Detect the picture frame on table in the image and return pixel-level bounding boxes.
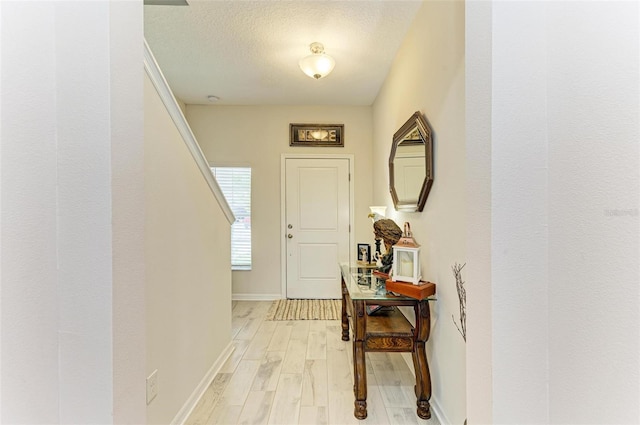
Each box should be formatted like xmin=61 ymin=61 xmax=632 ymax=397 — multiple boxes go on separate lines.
xmin=357 ymin=243 xmax=371 ymax=264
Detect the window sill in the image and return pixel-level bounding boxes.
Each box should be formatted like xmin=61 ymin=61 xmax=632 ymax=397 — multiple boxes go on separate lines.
xmin=232 ymin=266 xmax=252 ymax=271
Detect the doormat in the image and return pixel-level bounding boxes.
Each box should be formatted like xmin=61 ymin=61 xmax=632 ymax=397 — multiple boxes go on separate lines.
xmin=265 ymin=299 xmax=341 ymax=321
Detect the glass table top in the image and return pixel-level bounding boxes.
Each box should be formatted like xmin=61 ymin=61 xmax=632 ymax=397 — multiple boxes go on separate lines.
xmin=339 ymin=263 xmax=436 ymax=302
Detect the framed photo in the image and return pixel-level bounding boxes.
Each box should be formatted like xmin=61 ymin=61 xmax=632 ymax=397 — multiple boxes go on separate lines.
xmin=357 ymin=243 xmax=371 ymax=264
xmin=290 ymin=123 xmax=344 ymax=147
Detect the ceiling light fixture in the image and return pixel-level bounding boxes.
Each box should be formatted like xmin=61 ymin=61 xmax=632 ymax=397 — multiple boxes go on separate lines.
xmin=299 ymin=42 xmax=335 ymax=80
xmin=207 ymin=95 xmax=220 ymax=103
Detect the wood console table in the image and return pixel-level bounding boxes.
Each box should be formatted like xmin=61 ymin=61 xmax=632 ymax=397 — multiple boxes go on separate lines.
xmin=339 ymin=263 xmax=436 ymax=420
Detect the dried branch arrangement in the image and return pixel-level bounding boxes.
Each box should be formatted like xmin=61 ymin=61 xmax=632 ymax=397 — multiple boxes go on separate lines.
xmin=451 ymin=262 xmax=466 ymax=342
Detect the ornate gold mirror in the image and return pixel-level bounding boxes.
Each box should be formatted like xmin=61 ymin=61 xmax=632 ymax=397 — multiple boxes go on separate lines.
xmin=389 ymin=111 xmax=433 ymax=212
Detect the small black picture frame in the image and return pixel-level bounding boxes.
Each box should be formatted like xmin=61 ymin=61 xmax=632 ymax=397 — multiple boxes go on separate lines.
xmin=357 ymin=243 xmax=371 ymax=264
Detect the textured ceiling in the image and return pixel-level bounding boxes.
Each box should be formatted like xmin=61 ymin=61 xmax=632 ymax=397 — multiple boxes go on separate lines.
xmin=144 ymin=0 xmax=422 ymax=106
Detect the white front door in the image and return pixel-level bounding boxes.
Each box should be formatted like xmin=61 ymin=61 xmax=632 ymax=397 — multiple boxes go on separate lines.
xmin=284 ymin=157 xmax=350 ymax=299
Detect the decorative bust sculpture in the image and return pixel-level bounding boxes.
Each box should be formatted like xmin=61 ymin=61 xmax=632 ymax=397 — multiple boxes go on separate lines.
xmin=372 ymin=218 xmax=402 ymax=274
xmin=373 ymin=218 xmax=403 ymax=253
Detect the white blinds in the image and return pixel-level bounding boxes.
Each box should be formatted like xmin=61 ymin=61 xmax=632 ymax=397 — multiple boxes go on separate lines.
xmin=211 ymin=167 xmax=252 ymax=269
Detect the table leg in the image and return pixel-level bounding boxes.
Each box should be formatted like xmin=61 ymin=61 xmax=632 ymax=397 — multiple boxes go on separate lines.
xmin=353 ymin=300 xmax=367 ymax=419
xmin=413 ymin=300 xmax=432 ymax=420
xmin=341 ymin=279 xmax=350 ymax=341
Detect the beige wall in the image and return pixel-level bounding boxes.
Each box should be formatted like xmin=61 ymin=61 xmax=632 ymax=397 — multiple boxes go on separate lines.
xmin=372 ymin=1 xmax=466 ymax=424
xmin=145 ymin=74 xmax=232 ymax=424
xmin=186 ymin=105 xmax=373 ymax=298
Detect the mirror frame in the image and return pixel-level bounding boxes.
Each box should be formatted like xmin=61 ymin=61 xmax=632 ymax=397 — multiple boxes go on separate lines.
xmin=388 ymin=111 xmax=434 ymax=212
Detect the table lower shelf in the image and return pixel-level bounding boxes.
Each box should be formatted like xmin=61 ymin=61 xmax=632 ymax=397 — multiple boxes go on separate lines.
xmin=364 ymin=307 xmax=414 ymax=351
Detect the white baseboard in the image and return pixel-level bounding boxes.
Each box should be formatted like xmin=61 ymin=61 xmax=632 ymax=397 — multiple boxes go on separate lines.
xmin=400 ymin=353 xmax=451 ymax=425
xmin=170 ymin=342 xmax=235 ymax=425
xmin=430 ymin=398 xmax=453 ymax=425
xmin=232 ymin=293 xmax=282 ymax=301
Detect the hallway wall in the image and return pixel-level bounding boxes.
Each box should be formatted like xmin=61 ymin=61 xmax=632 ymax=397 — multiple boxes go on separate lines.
xmin=145 ymin=74 xmax=233 ymax=424
xmin=371 ymin=1 xmax=466 ymax=424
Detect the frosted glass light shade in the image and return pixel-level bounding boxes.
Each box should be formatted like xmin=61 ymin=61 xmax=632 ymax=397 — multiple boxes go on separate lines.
xmin=299 ymin=42 xmax=335 ymax=80
xmin=368 ymin=206 xmax=387 ymax=217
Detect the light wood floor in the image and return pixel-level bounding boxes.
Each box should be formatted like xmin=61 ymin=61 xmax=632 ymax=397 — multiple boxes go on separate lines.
xmin=185 ymin=301 xmax=441 ymax=425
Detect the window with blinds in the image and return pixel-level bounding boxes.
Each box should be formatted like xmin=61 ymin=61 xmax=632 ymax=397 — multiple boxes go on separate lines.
xmin=211 ymin=167 xmax=252 ymax=270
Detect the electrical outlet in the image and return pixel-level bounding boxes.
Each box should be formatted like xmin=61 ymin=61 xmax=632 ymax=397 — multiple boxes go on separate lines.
xmin=146 ymin=369 xmax=159 ymax=405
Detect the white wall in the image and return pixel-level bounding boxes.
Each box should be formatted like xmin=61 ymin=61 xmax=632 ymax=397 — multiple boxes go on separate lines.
xmin=372 ymin=1 xmax=466 ymax=424
xmin=467 ymin=1 xmax=640 ymax=423
xmin=111 ymin=3 xmax=147 ymax=422
xmin=186 ymin=105 xmax=373 ymax=299
xmin=144 ymin=74 xmax=233 ymax=424
xmin=545 ymin=2 xmax=639 ymax=422
xmin=491 ymin=3 xmax=550 ymax=421
xmin=465 ymin=1 xmax=492 ymax=423
xmin=0 ymin=1 xmax=145 ymax=423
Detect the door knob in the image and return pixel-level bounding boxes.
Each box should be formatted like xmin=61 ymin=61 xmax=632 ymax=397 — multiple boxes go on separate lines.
xmin=287 ymin=234 xmax=293 ymax=239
